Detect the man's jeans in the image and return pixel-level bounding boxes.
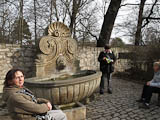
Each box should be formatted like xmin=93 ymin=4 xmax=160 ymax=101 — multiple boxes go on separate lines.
xmin=100 ymin=72 xmax=112 ymax=91
xmin=141 ymin=84 xmax=160 ymax=103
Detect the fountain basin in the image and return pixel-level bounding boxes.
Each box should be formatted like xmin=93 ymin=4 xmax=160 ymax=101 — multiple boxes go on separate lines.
xmin=25 ymin=70 xmax=101 ymax=105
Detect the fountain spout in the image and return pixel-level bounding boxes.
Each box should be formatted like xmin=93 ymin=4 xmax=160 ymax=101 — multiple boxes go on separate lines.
xmin=56 ymin=55 xmax=67 ymax=71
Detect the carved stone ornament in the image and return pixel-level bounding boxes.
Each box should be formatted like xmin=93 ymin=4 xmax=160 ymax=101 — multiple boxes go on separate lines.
xmin=36 ymin=22 xmax=77 ymax=77
xmin=48 ymin=22 xmax=71 ymax=37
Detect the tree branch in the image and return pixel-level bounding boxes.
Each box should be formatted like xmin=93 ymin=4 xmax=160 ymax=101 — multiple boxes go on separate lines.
xmin=143 ymin=17 xmax=160 ymax=20
xmin=142 ymin=0 xmax=158 ymax=28
xmin=121 ymin=3 xmax=160 ymax=7
xmin=79 ymin=20 xmax=98 ymax=41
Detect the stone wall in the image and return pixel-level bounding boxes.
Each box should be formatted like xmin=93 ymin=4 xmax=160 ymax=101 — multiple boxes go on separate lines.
xmin=0 ymin=45 xmax=131 ymax=92
xmin=77 ymin=46 xmax=131 ymax=72
xmin=0 ymin=44 xmax=36 ymax=92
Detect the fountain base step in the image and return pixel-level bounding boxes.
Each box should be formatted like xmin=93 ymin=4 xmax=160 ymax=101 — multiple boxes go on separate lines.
xmin=54 ymin=102 xmax=86 ymax=120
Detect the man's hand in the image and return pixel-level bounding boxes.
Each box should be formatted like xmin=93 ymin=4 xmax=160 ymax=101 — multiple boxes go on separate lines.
xmin=147 ymin=81 xmax=151 ymax=86
xmin=103 ymin=57 xmax=106 ymax=60
xmin=46 ymin=102 xmax=52 ymax=110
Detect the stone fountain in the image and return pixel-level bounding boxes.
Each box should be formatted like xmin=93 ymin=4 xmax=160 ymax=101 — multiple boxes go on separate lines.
xmin=25 ymin=22 xmax=101 ymax=120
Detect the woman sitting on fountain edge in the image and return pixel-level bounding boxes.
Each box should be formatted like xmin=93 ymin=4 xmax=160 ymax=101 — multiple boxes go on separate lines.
xmin=2 ymin=69 xmax=67 ymax=120
xmin=137 ymin=61 xmax=160 ymax=109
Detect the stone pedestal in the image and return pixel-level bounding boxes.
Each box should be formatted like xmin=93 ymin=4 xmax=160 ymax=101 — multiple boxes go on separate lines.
xmin=54 ymin=102 xmax=86 ymax=120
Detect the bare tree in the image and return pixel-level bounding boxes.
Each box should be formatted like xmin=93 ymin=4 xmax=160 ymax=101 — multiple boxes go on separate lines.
xmin=113 ymin=0 xmax=160 ymax=45
xmin=142 ymin=0 xmax=159 ymax=27
xmin=34 ymin=0 xmax=37 ymax=45
xmin=97 ymin=0 xmax=122 ymax=47
xmin=135 ymin=0 xmax=146 ymax=46
xmin=19 ymin=0 xmax=24 ymax=44
xmin=50 ymin=0 xmax=53 ymax=24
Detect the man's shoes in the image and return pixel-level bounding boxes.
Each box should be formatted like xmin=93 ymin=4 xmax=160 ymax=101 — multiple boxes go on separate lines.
xmin=108 ymin=89 xmax=112 ymax=94
xmin=100 ymin=89 xmax=104 ymax=94
xmin=136 ymin=99 xmax=145 ymax=103
xmin=139 ymin=103 xmax=150 ymax=109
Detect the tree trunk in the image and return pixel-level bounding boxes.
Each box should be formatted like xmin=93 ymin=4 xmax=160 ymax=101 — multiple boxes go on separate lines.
xmin=2 ymin=0 xmax=5 ymax=43
xmin=50 ymin=0 xmax=53 ymax=24
xmin=97 ymin=0 xmax=122 ymax=47
xmin=53 ymin=0 xmax=59 ymax=21
xmin=34 ymin=0 xmax=37 ymax=45
xmin=19 ymin=0 xmax=23 ymax=45
xmin=135 ymin=0 xmax=146 ymax=46
xmin=69 ymin=0 xmax=81 ymax=37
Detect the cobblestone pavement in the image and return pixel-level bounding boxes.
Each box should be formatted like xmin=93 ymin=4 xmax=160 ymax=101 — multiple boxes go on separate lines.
xmin=86 ymin=78 xmax=160 ymax=120
xmin=0 ymin=78 xmax=160 ymax=120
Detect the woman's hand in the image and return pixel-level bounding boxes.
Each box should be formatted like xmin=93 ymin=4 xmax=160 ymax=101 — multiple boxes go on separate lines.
xmin=46 ymin=102 xmax=52 ymax=110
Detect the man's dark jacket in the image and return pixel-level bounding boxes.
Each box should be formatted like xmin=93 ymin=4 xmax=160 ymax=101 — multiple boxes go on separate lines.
xmin=98 ymin=51 xmax=116 ymax=73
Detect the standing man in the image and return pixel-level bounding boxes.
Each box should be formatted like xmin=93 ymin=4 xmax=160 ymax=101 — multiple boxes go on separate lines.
xmin=98 ymin=44 xmax=116 ymax=94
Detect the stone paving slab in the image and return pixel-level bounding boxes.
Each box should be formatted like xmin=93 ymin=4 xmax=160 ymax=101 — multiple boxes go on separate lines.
xmin=0 ymin=78 xmax=160 ymax=120
xmin=86 ymin=78 xmax=160 ymax=120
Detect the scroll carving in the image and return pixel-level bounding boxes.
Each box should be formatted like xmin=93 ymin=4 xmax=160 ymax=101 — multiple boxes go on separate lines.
xmin=35 ymin=22 xmax=77 ymax=77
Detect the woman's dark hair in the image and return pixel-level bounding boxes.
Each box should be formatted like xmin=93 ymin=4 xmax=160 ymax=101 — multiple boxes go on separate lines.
xmin=104 ymin=44 xmax=111 ymax=50
xmin=4 ymin=69 xmax=24 ymax=87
